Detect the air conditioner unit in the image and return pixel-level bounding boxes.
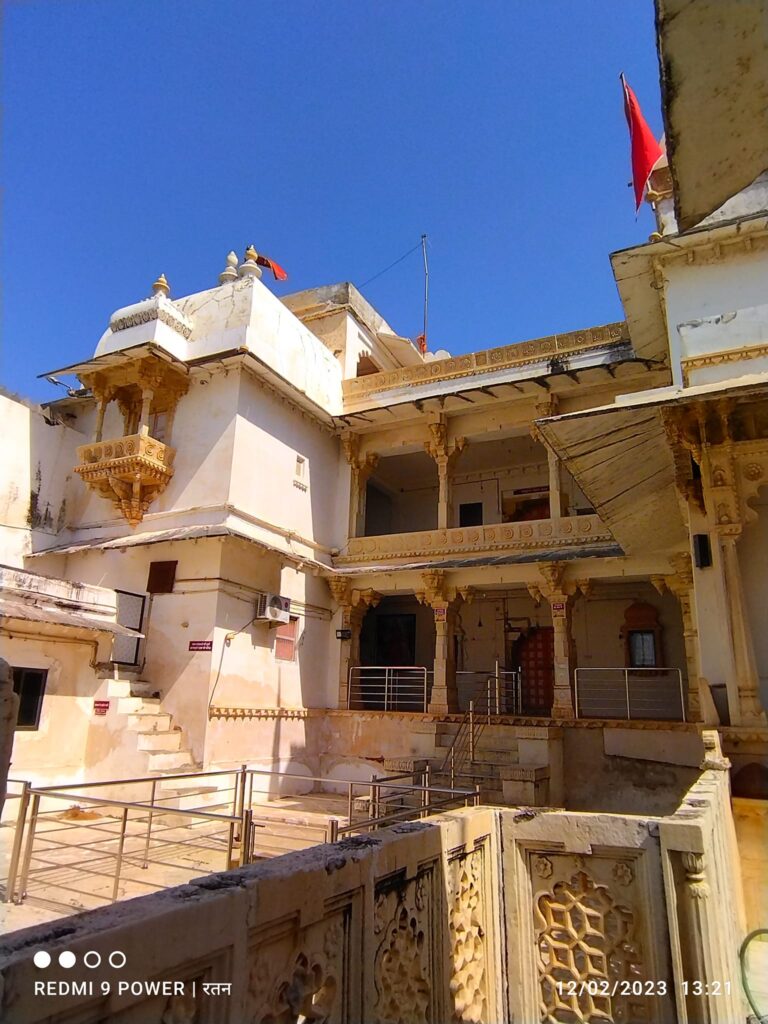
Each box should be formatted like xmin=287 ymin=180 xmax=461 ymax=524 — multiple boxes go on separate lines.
xmin=255 ymin=592 xmax=291 ymax=625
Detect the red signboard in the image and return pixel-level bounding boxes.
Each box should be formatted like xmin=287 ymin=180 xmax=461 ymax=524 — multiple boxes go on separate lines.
xmin=189 ymin=640 xmax=213 ymax=652
xmin=551 ymin=602 xmax=566 ymax=613
xmin=94 ymin=700 xmax=110 ymax=716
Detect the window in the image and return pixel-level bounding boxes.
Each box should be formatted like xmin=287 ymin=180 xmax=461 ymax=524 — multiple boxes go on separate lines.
xmin=146 ymin=561 xmax=177 ymax=594
xmin=628 ymin=630 xmax=657 ymax=668
xmin=12 ymin=668 xmax=47 ymax=729
xmin=275 ymin=616 xmax=299 ymax=662
xmin=459 ymin=502 xmax=483 ymax=527
xmin=149 ymin=411 xmax=168 ymax=442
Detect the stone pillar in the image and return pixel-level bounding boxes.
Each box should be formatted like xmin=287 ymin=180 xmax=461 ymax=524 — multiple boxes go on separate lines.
xmin=327 ymin=579 xmax=380 ymax=708
xmin=138 ymin=387 xmax=154 ymax=435
xmin=654 ymin=555 xmax=709 ymax=724
xmin=424 ymin=419 xmax=466 ymax=530
xmin=528 ymin=563 xmax=577 ymax=719
xmin=0 ymin=658 xmax=19 ymax=820
xmin=416 ymin=570 xmax=462 ymax=714
xmin=342 ymin=435 xmax=379 ymax=539
xmin=719 ymin=532 xmax=766 ymax=725
xmin=547 ymin=448 xmax=562 ymax=520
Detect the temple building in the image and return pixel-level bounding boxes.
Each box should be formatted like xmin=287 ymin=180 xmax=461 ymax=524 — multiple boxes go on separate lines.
xmin=0 ymin=3 xmax=767 ymax=1019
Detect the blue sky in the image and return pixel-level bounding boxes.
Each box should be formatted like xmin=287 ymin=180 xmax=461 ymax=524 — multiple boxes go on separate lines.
xmin=2 ymin=1 xmax=662 ymax=399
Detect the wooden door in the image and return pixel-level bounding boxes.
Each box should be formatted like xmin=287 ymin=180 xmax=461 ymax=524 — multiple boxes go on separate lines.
xmin=515 ymin=627 xmax=554 ymax=715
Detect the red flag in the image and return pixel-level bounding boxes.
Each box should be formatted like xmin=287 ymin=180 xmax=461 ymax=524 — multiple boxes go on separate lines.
xmin=621 ymin=73 xmax=664 ymax=212
xmin=255 ymin=255 xmax=288 ymax=281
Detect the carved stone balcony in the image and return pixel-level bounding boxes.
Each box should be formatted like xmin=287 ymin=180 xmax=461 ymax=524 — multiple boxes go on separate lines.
xmin=335 ymin=514 xmax=613 ymax=565
xmin=75 ymin=434 xmax=176 ymax=527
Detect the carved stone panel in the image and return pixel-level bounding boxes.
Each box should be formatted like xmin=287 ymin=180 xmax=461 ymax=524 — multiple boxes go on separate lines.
xmin=373 ymin=867 xmax=434 ymax=1024
xmin=531 ymin=852 xmax=649 ymax=1024
xmin=247 ymin=910 xmax=348 ymax=1024
xmin=447 ymin=847 xmax=489 ymax=1024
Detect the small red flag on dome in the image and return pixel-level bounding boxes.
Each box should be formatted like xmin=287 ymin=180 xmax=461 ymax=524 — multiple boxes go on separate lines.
xmin=620 ymin=73 xmax=664 ymax=212
xmin=256 ymin=254 xmax=288 ymax=281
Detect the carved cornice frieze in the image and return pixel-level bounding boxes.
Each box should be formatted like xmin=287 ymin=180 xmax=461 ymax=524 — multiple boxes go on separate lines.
xmin=681 ymin=342 xmax=768 ymax=386
xmin=337 ymin=514 xmax=611 ymax=564
xmin=109 ymin=303 xmax=193 ymax=339
xmin=341 ymin=321 xmax=628 ymax=402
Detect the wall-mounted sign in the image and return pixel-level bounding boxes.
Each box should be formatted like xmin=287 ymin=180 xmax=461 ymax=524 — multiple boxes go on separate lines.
xmin=189 ymin=640 xmax=213 ymax=652
xmin=94 ymin=700 xmax=110 ymax=716
xmin=335 ymin=629 xmax=352 ymax=641
xmin=551 ymin=602 xmax=566 ymax=613
xmin=434 ymin=606 xmax=447 ymax=622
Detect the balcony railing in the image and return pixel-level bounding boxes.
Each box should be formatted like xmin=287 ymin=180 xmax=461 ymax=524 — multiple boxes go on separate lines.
xmin=574 ymin=668 xmax=686 ymax=721
xmin=337 ymin=514 xmax=611 ymax=564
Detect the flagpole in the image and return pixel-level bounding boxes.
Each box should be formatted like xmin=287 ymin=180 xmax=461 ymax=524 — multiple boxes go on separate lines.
xmin=421 ymin=234 xmax=429 ymax=349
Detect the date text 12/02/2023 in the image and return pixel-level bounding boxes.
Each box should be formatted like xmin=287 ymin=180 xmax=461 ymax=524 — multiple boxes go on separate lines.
xmin=555 ymin=980 xmax=732 ymax=998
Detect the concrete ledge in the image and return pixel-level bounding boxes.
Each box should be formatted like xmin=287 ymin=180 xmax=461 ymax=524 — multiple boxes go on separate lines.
xmin=604 ymin=726 xmax=705 ymax=766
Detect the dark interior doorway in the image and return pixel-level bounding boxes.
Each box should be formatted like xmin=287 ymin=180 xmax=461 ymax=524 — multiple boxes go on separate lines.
xmin=509 ymin=626 xmax=554 ymax=715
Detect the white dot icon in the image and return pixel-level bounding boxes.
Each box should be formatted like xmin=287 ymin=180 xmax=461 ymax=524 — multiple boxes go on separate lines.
xmin=33 ymin=951 xmax=51 ymax=969
xmin=58 ymin=951 xmax=76 ymax=969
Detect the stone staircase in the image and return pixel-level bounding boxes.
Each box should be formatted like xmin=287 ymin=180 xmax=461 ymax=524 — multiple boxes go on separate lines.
xmin=106 ymin=676 xmax=196 ymax=776
xmin=432 ymin=721 xmax=551 ymax=806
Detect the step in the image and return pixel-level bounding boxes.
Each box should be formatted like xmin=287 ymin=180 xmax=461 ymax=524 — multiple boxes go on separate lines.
xmin=127 ymin=713 xmax=173 ymax=733
xmin=129 ymin=681 xmax=158 ymax=698
xmin=107 ymin=678 xmax=133 ymax=698
xmin=118 ymin=696 xmax=163 ymax=715
xmin=147 ymin=751 xmax=196 ymax=772
xmin=137 ymin=730 xmax=182 ymax=752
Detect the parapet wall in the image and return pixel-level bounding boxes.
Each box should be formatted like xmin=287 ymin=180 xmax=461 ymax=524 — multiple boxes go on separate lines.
xmin=0 ymin=736 xmax=747 ymax=1024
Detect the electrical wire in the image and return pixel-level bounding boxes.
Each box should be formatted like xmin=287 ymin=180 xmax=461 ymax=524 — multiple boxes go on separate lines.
xmin=360 ymin=242 xmax=422 ymax=287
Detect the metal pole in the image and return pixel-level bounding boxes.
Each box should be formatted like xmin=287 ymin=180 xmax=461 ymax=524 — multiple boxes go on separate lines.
xmin=678 ymin=669 xmax=686 ymax=723
xmin=239 ymin=809 xmax=253 ymax=866
xmin=486 ymin=675 xmax=491 ymax=723
xmin=625 ymin=669 xmax=631 ymax=720
xmin=450 ymin=746 xmax=455 ymax=789
xmin=474 ymin=783 xmax=481 ymax=807
xmin=238 ymin=764 xmax=248 ymax=818
xmin=112 ymin=807 xmax=129 ymax=902
xmin=495 ymin=658 xmax=501 ymax=716
xmin=347 ymin=781 xmax=354 ymax=826
xmin=4 ymin=781 xmax=30 ymax=904
xmin=423 ymin=764 xmax=431 ymax=814
xmin=226 ymin=820 xmax=235 ymax=869
xmin=326 ymin=818 xmax=339 ymax=844
xmin=469 ymin=700 xmax=475 ymax=763
xmin=423 ymin=667 xmax=428 ymax=712
xmin=142 ymin=778 xmax=157 ymax=869
xmin=421 ymin=233 xmax=429 ymax=348
xmin=17 ymin=792 xmax=41 ymax=902
xmin=574 ymin=670 xmax=579 ymax=719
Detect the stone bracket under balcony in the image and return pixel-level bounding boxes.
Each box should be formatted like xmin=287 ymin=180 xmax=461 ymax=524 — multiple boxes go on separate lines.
xmin=336 ymin=514 xmax=614 ymax=564
xmin=75 ymin=434 xmax=176 ymax=527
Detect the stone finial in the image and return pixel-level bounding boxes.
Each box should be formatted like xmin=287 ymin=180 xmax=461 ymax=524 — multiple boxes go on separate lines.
xmin=152 ymin=273 xmax=170 ymax=297
xmin=219 ymin=251 xmax=239 ymax=284
xmin=239 ymin=244 xmax=263 ymax=279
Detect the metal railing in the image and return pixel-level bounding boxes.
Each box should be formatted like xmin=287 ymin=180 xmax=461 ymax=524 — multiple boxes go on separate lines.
xmin=3 ymin=765 xmax=477 ymax=908
xmin=574 ymin=668 xmax=686 ymax=721
xmin=347 ymin=666 xmax=430 ymax=711
xmin=441 ymin=664 xmax=521 ymax=786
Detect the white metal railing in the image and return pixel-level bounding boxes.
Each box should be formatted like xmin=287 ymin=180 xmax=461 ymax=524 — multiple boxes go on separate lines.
xmin=2 ymin=766 xmax=476 ymax=908
xmin=347 ymin=666 xmax=430 ymax=712
xmin=441 ymin=665 xmax=522 ymax=786
xmin=574 ymin=667 xmax=686 ymax=721
xmin=456 ymin=669 xmax=521 ymax=715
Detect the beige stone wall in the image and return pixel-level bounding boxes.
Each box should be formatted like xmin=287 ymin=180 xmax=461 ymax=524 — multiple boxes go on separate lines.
xmin=732 ymin=797 xmax=768 ymax=935
xmin=0 ymin=754 xmax=747 ymax=1024
xmin=0 ymin=392 xmax=83 ymax=567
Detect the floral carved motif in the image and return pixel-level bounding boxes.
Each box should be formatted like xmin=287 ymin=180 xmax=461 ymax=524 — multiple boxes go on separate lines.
xmin=534 ymin=866 xmax=647 ymax=1024
xmin=448 ymin=849 xmax=488 ymax=1024
xmin=247 ymin=917 xmax=344 ymax=1024
xmin=373 ymin=871 xmax=432 ymax=1024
